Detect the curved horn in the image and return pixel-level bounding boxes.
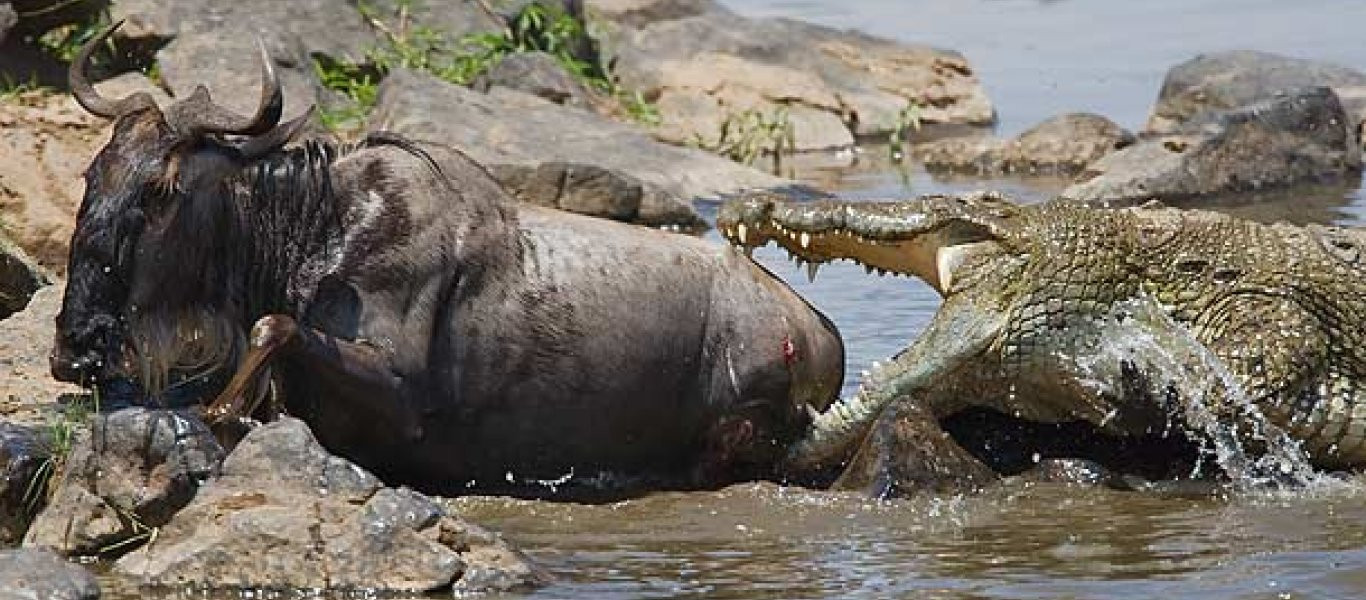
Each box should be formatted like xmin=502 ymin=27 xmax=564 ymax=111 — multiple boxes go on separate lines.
xmin=167 ymin=39 xmax=283 ymax=136
xmin=237 ymin=105 xmax=315 ymax=159
xmin=69 ymin=20 xmax=156 ymax=118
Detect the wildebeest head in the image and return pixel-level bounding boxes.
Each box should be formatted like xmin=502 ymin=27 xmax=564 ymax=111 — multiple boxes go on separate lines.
xmin=52 ymin=22 xmax=311 ymax=399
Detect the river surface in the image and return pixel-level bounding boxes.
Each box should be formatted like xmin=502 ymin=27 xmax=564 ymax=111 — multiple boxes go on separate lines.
xmin=105 ymin=1 xmax=1366 ymax=598
xmin=471 ymin=2 xmax=1366 ymax=598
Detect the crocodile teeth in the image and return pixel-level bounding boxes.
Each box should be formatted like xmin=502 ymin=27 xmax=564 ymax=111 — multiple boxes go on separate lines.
xmin=737 ymin=223 xmax=748 ymax=244
xmin=800 ymin=232 xmax=812 ymax=249
xmin=806 ymin=261 xmax=820 ymax=283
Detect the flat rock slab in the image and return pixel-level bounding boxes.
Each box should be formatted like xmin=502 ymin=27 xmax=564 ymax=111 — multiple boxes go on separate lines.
xmin=915 ymin=113 xmax=1134 ymax=176
xmin=0 ymin=548 xmax=99 ymax=600
xmin=114 ymin=417 xmax=546 ymax=595
xmin=592 ymin=0 xmax=994 ymax=148
xmin=1063 ymin=87 xmax=1362 ymax=205
xmin=1146 ymin=50 xmax=1366 ymax=136
xmin=370 ymin=68 xmax=785 ymax=215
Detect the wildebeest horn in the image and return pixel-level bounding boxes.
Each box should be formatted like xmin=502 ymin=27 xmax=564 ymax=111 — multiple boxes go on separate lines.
xmin=166 ymin=39 xmax=283 ymax=137
xmin=237 ymin=105 xmax=316 ymax=159
xmin=69 ymin=20 xmax=157 ymax=119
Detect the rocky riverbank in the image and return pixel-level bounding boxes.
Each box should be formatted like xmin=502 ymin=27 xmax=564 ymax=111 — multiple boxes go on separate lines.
xmin=3 ymin=0 xmax=1366 ymax=595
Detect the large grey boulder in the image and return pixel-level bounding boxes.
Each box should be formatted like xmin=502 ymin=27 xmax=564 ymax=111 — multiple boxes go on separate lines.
xmin=0 ymin=548 xmax=99 ymax=600
xmin=490 ymin=162 xmax=708 ymax=231
xmin=0 ymin=233 xmax=48 ymax=319
xmin=1145 ymin=50 xmax=1366 ymax=136
xmin=915 ymin=113 xmax=1134 ymax=176
xmin=590 ymin=0 xmax=994 ymax=149
xmin=110 ymin=0 xmax=380 ymax=121
xmin=24 ymin=408 xmax=225 ymax=555
xmin=1062 ymin=87 xmax=1361 ymax=205
xmin=114 ymin=417 xmax=546 ymax=595
xmin=370 ymin=68 xmax=786 ymax=222
xmin=474 ymin=51 xmax=597 ymax=110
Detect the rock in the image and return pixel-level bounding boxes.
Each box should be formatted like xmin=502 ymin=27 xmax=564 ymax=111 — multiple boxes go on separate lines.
xmin=0 ymin=91 xmax=107 ymax=271
xmin=476 ymin=51 xmax=596 ymax=109
xmin=1145 ymin=50 xmax=1366 ymax=136
xmin=114 ymin=417 xmax=546 ymax=595
xmin=490 ymin=162 xmax=707 ymax=231
xmin=9 ymin=0 xmax=106 ymax=38
xmin=1062 ymin=87 xmax=1361 ymax=205
xmin=0 ymin=285 xmax=83 ymax=429
xmin=24 ymin=408 xmax=225 ymax=555
xmin=0 ymin=548 xmax=99 ymax=600
xmin=916 ymin=113 xmax=1134 ymax=175
xmin=0 ymin=3 xmax=15 ymax=46
xmin=111 ymin=0 xmax=377 ymax=121
xmin=370 ymin=68 xmax=785 ymax=218
xmin=0 ymin=232 xmax=49 ymax=319
xmin=592 ymin=0 xmax=994 ymax=148
xmin=0 ymin=423 xmax=51 ymax=544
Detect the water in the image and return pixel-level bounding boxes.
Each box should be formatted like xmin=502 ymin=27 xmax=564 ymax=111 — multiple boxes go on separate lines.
xmin=101 ymin=1 xmax=1366 ymax=598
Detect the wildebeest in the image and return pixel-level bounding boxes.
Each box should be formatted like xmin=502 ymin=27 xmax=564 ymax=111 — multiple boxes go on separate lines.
xmin=51 ymin=25 xmax=844 ymax=497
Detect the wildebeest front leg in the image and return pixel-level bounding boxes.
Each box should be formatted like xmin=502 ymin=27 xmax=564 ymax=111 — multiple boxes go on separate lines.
xmin=202 ymin=315 xmax=413 ymax=435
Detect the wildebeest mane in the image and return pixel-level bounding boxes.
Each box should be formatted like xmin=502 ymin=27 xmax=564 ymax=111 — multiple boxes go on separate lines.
xmin=128 ymin=134 xmax=445 ymax=403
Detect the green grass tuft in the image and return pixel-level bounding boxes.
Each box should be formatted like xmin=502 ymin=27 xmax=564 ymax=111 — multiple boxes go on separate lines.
xmin=317 ymin=0 xmax=660 ymax=132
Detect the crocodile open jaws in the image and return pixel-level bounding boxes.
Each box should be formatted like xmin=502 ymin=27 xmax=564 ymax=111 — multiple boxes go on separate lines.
xmin=718 ymin=191 xmax=1366 ymax=497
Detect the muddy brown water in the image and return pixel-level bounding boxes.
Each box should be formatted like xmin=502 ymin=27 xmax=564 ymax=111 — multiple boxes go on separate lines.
xmin=99 ymin=1 xmax=1366 ymax=598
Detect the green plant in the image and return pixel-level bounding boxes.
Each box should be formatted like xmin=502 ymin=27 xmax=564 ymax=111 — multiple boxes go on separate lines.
xmin=0 ymin=73 xmax=43 ymax=101
xmin=887 ymin=100 xmax=923 ymax=162
xmin=22 ymin=391 xmax=99 ymax=518
xmin=34 ymin=10 xmax=110 ymax=64
xmin=316 ymin=0 xmax=660 ymax=131
xmin=313 ymin=57 xmax=381 ymax=132
xmin=99 ymin=505 xmax=159 ymax=556
xmin=692 ymin=107 xmax=797 ymax=172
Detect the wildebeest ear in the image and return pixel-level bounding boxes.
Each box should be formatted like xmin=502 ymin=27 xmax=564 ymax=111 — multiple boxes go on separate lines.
xmin=237 ymin=105 xmax=316 ymax=160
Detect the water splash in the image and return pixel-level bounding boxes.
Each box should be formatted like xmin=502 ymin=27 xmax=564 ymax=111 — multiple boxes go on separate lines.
xmin=1076 ymin=300 xmax=1338 ymax=493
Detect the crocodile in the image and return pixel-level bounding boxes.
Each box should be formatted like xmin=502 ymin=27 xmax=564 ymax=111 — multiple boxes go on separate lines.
xmin=718 ymin=191 xmax=1366 ymax=496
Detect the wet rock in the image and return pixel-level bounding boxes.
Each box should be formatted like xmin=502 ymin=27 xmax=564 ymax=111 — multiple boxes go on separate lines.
xmin=0 ymin=548 xmax=99 ymax=600
xmin=1062 ymin=87 xmax=1361 ymax=205
xmin=1015 ymin=458 xmax=1117 ymax=487
xmin=0 ymin=233 xmax=49 ymax=319
xmin=0 ymin=423 xmax=51 ymax=544
xmin=115 ymin=417 xmax=546 ymax=595
xmin=475 ymin=51 xmax=596 ymax=109
xmin=916 ymin=113 xmax=1134 ymax=175
xmin=490 ymin=162 xmax=707 ymax=231
xmin=831 ymin=402 xmax=998 ymax=498
xmin=24 ymin=408 xmax=224 ymax=555
xmin=592 ymin=0 xmax=994 ymax=148
xmin=1145 ymin=50 xmax=1366 ymax=136
xmin=370 ymin=68 xmax=784 ymax=219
